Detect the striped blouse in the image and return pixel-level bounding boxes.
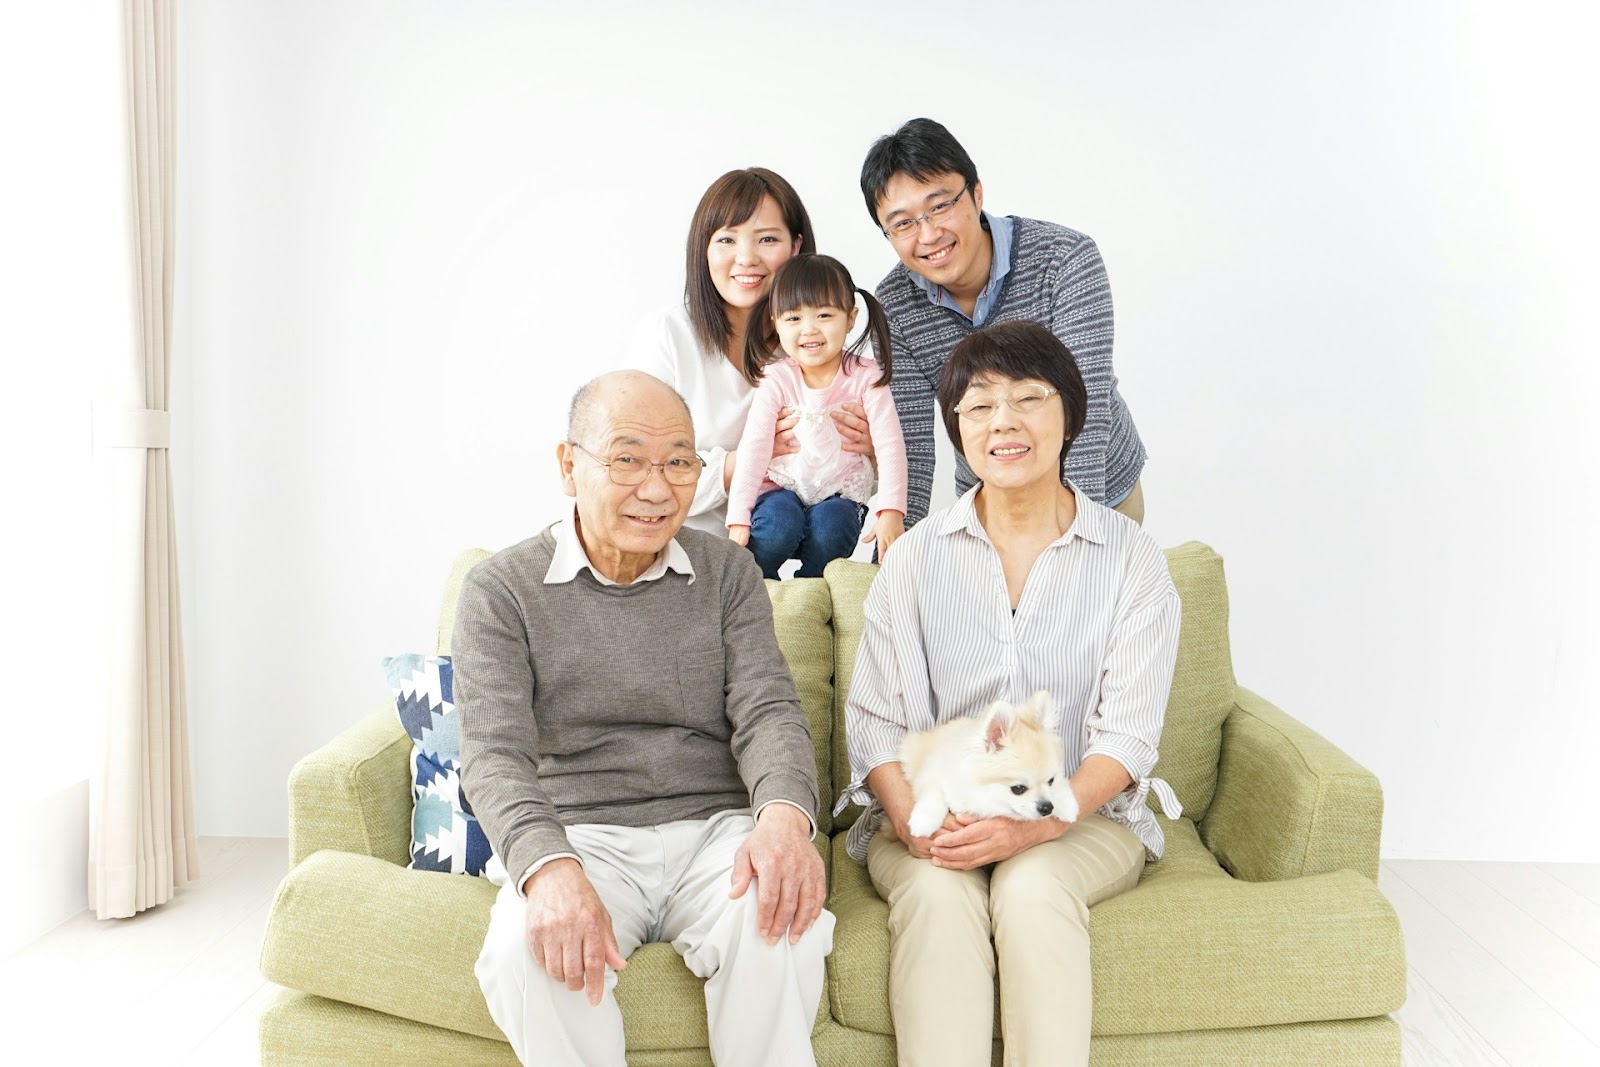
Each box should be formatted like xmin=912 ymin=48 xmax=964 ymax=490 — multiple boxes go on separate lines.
xmin=835 ymin=482 xmax=1183 ymax=863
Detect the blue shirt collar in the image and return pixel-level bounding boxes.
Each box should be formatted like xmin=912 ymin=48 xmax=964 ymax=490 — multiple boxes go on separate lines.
xmin=907 ymin=211 xmax=1013 ymax=326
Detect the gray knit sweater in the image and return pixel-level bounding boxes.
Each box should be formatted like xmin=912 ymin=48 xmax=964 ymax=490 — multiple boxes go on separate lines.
xmin=877 ymin=216 xmax=1146 ymax=527
xmin=454 ymin=526 xmax=819 ymax=884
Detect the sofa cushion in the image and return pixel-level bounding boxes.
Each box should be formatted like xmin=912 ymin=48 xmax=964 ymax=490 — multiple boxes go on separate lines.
xmin=764 ymin=577 xmax=836 ymax=837
xmin=1151 ymin=542 xmax=1236 ymax=819
xmin=823 ymin=820 xmax=1403 ymax=1038
xmin=822 ymin=560 xmax=876 ymax=831
xmin=262 ymin=850 xmax=830 ymax=1052
xmin=382 ymin=654 xmax=495 ymax=877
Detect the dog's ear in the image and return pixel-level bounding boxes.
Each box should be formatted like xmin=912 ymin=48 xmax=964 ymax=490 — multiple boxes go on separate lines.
xmin=983 ymin=702 xmax=1017 ymax=752
xmin=1025 ymin=690 xmax=1058 ymax=734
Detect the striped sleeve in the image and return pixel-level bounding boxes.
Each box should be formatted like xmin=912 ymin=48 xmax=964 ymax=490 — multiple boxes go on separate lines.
xmin=1082 ymin=536 xmax=1181 ymax=782
xmin=881 ymin=291 xmax=938 ymax=529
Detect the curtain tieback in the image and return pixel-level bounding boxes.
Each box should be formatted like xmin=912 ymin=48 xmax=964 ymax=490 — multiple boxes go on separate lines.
xmin=95 ymin=407 xmax=171 ymax=449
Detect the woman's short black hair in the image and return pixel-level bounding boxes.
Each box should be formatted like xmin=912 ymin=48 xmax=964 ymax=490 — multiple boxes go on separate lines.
xmin=859 ymin=117 xmax=980 ymax=225
xmin=936 ymin=320 xmax=1088 ymax=461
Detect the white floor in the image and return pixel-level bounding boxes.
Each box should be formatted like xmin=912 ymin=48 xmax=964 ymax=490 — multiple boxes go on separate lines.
xmin=3 ymin=841 xmax=1597 ymax=1066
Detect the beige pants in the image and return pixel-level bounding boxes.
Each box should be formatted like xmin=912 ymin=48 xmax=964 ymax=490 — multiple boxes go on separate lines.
xmin=867 ymin=815 xmax=1146 ymax=1067
xmin=476 ymin=810 xmax=834 ymax=1067
xmin=1110 ymin=479 xmax=1145 ymax=524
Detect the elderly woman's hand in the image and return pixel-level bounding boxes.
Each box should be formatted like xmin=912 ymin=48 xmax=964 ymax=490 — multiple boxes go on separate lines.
xmin=928 ymin=814 xmax=1070 ymax=870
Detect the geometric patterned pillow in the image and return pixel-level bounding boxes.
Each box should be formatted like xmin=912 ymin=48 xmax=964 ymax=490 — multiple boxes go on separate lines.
xmin=381 ymin=654 xmax=496 ymax=877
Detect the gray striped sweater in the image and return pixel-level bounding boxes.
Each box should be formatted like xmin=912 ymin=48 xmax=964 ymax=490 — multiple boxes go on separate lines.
xmin=876 ymin=216 xmax=1146 ymax=527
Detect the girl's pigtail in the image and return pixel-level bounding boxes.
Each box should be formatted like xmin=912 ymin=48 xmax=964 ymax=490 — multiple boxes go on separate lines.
xmin=854 ymin=287 xmax=893 ymax=386
xmin=741 ymin=291 xmax=779 ymax=387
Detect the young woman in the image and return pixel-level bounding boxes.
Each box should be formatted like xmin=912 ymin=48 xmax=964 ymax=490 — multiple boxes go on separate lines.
xmin=624 ymin=169 xmax=876 ymax=535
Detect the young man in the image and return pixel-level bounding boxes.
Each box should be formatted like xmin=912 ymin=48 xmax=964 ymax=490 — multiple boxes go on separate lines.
xmin=861 ymin=117 xmax=1147 ymax=527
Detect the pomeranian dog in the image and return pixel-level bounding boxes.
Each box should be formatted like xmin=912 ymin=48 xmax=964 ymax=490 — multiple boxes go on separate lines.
xmin=899 ymin=691 xmax=1080 ymax=839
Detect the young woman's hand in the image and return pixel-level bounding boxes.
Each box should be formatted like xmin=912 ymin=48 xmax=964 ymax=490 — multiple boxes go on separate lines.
xmin=862 ymin=510 xmax=905 ymax=560
xmin=728 ymin=525 xmax=750 ymax=547
xmin=771 ymin=406 xmax=801 ymax=458
xmin=831 ymin=402 xmax=876 ymax=462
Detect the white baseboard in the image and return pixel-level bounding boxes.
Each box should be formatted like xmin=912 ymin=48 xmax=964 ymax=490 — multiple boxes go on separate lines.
xmin=3 ymin=778 xmax=88 ymax=956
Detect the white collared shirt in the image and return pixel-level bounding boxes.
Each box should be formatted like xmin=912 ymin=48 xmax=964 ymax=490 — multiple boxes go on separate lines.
xmin=836 ymin=482 xmax=1183 ymax=863
xmin=544 ymin=504 xmax=696 ymax=587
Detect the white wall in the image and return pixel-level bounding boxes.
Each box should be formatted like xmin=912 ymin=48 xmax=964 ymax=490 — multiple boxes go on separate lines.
xmin=3 ymin=2 xmax=126 ymax=947
xmin=178 ymin=1 xmax=1599 ymax=860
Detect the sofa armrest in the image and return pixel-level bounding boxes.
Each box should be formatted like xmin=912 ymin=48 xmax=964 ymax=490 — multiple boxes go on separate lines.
xmin=287 ymin=705 xmax=413 ymax=867
xmin=1199 ymin=687 xmax=1383 ymax=883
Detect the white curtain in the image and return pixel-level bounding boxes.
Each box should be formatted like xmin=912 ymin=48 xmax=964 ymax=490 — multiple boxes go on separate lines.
xmin=89 ymin=0 xmax=198 ymax=921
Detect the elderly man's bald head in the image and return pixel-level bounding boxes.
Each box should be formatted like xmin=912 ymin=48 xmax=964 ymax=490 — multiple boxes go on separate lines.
xmin=568 ymin=370 xmax=693 ymax=447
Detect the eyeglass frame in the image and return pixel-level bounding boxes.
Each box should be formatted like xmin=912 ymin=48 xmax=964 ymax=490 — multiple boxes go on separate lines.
xmin=568 ymin=441 xmax=705 ymax=486
xmin=951 ymin=386 xmax=1061 ymax=422
xmin=880 ymin=183 xmax=971 ymax=241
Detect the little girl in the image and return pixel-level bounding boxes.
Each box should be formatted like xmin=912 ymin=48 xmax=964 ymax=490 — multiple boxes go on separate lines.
xmin=727 ymin=254 xmax=907 ymax=579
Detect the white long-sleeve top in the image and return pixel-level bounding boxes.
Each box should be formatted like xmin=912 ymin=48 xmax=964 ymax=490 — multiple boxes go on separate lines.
xmin=835 ymin=482 xmax=1184 ymax=864
xmin=622 ymin=305 xmax=754 ymax=535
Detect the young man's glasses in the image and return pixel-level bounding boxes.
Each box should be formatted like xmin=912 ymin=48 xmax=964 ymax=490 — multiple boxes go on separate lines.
xmin=570 ymin=442 xmax=704 ymax=486
xmin=881 ymin=184 xmax=970 ymax=241
xmin=952 ymin=387 xmax=1060 ymax=422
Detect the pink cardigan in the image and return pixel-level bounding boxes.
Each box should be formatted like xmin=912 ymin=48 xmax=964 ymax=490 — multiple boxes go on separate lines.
xmin=726 ymin=358 xmax=907 ymax=527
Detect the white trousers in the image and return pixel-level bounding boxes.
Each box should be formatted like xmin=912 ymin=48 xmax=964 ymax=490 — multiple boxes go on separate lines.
xmin=476 ymin=810 xmax=835 ymax=1067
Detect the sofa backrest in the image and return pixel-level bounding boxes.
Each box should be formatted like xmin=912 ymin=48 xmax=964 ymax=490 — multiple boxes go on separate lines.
xmin=821 ymin=542 xmax=1237 ymax=827
xmin=435 ymin=539 xmax=1235 ymax=833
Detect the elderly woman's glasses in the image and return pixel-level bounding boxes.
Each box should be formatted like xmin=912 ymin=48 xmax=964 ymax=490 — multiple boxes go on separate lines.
xmin=952 ymin=387 xmax=1060 ymax=423
xmin=881 ymin=184 xmax=970 ymax=240
xmin=570 ymin=442 xmax=704 ymax=486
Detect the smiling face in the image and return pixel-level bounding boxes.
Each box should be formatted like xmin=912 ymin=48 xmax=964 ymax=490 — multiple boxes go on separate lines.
xmin=559 ymin=373 xmax=698 ymax=584
xmin=956 ymin=374 xmax=1069 ymax=493
xmin=875 ymin=171 xmax=990 ymax=302
xmin=706 ymin=195 xmax=804 ymax=314
xmin=774 ymin=303 xmax=857 ymax=388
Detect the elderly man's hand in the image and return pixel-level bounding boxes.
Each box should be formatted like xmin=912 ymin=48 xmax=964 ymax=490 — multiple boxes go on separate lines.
xmin=523 ymin=858 xmax=627 ymax=1006
xmin=729 ymin=803 xmax=824 ymax=945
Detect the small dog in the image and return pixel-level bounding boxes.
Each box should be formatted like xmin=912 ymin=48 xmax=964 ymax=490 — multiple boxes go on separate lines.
xmin=899 ymin=691 xmax=1079 ymax=839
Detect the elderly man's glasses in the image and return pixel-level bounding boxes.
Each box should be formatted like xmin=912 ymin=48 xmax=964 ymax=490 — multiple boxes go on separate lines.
xmin=570 ymin=442 xmax=704 ymax=486
xmin=881 ymin=184 xmax=970 ymax=240
xmin=952 ymin=387 xmax=1060 ymax=422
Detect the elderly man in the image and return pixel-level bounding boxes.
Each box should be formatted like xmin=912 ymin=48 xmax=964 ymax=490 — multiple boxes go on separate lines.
xmin=861 ymin=117 xmax=1148 ymax=528
xmin=456 ymin=370 xmax=832 ymax=1067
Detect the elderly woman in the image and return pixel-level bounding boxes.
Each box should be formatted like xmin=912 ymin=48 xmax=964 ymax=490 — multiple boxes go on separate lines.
xmin=836 ymin=319 xmax=1183 ymax=1067
xmin=625 ymin=168 xmax=875 ymax=535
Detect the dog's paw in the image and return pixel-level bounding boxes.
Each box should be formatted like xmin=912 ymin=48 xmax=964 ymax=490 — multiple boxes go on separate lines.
xmin=906 ymin=802 xmax=943 ymax=839
xmin=1057 ymin=792 xmax=1080 ymax=825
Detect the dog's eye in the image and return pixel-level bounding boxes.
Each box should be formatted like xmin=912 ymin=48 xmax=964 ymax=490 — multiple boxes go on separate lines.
xmin=1047 ymin=777 xmax=1055 ymax=785
xmin=1010 ymin=784 xmax=1027 ymax=795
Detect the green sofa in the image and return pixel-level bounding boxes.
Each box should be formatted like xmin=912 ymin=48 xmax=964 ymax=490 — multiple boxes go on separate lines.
xmin=259 ymin=542 xmax=1405 ymax=1065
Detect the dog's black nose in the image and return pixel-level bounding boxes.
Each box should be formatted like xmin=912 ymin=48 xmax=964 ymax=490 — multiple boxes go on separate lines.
xmin=1037 ymin=800 xmax=1053 ymax=816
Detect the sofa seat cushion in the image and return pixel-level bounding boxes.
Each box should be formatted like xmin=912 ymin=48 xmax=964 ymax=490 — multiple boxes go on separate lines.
xmin=261 ymin=849 xmax=829 ymax=1051
xmin=824 ymin=818 xmax=1404 ymax=1038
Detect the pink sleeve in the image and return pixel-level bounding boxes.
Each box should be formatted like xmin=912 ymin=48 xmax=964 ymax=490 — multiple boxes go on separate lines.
xmin=726 ymin=373 xmax=787 ymax=527
xmin=861 ymin=376 xmax=908 ymax=515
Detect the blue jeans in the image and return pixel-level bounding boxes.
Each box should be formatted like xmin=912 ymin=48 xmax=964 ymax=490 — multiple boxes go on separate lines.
xmin=747 ymin=489 xmax=865 ymax=579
